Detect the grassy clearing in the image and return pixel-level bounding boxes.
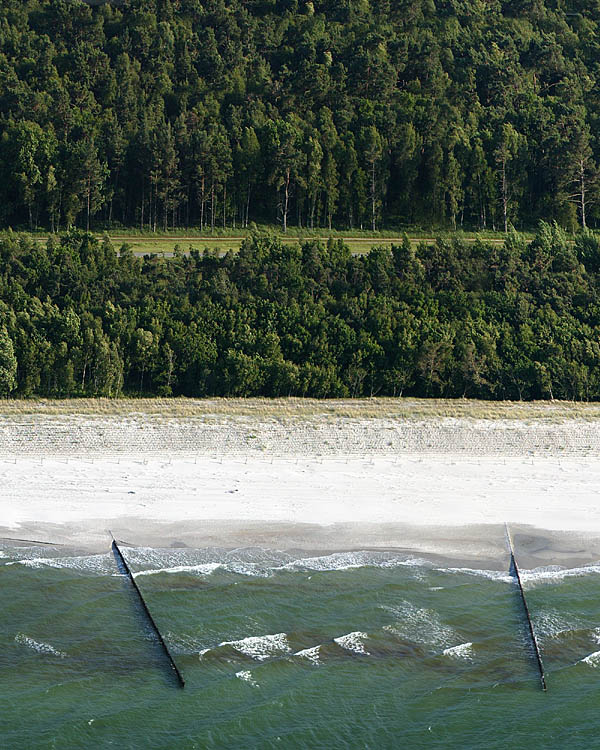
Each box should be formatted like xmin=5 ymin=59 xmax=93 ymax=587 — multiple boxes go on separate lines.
xmin=1 ymin=397 xmax=600 ymax=421
xmin=118 ymin=236 xmax=430 ymax=256
xmin=29 ymin=234 xmax=392 ymax=256
xmin=26 ymin=224 xmax=529 ymax=240
xmin=25 ymin=228 xmax=526 ymax=257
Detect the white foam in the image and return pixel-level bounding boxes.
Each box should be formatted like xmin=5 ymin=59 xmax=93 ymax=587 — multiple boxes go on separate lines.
xmin=278 ymin=552 xmax=431 ymax=573
xmin=442 ymin=562 xmax=600 ymax=587
xmin=222 ymin=561 xmax=271 ymax=578
xmin=137 ymin=560 xmax=271 ymax=578
xmin=581 ymin=650 xmax=600 ymax=667
xmin=442 ymin=642 xmax=474 ymax=660
xmin=520 ymin=563 xmax=600 ymax=586
xmin=220 ymin=633 xmax=291 ymax=661
xmin=443 ymin=567 xmax=513 ymax=583
xmin=131 ymin=550 xmax=433 ymax=578
xmin=294 ymin=645 xmax=321 ymax=664
xmin=8 ymin=554 xmax=113 ymax=575
xmin=333 ymin=631 xmax=370 ymax=655
xmin=532 ymin=609 xmax=583 ymax=639
xmin=134 ymin=563 xmax=222 ymax=577
xmin=381 ymin=601 xmax=456 ymax=648
xmin=235 ymin=670 xmax=259 ymax=687
xmin=15 ymin=633 xmax=67 ymax=658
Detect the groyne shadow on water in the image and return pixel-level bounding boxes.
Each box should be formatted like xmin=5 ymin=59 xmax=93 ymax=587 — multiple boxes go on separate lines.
xmin=110 ymin=536 xmax=185 ymax=688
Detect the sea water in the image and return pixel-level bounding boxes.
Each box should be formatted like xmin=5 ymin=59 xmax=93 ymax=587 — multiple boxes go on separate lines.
xmin=2 ymin=542 xmax=600 ymax=749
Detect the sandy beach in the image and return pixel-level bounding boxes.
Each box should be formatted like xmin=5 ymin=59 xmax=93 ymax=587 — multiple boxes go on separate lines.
xmin=1 ymin=401 xmax=600 ymax=568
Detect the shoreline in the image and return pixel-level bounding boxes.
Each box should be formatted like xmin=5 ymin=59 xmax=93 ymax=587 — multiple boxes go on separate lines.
xmin=3 ymin=519 xmax=600 ymax=572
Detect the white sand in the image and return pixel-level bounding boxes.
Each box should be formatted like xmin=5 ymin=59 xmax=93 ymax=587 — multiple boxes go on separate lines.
xmin=1 ymin=453 xmax=599 ymax=536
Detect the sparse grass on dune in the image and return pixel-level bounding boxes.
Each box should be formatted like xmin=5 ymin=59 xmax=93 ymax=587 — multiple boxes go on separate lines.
xmin=1 ymin=397 xmax=600 ymax=421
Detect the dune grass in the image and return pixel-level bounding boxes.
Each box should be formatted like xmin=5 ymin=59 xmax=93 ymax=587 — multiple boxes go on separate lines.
xmin=1 ymin=397 xmax=599 ymax=421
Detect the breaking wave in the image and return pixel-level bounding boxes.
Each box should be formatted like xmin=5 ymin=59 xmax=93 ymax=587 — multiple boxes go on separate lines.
xmin=134 ymin=563 xmax=223 ymax=577
xmin=443 ymin=567 xmax=513 ymax=584
xmin=295 ymin=645 xmax=321 ymax=664
xmin=581 ymin=650 xmax=600 ymax=667
xmin=235 ymin=669 xmax=259 ymax=687
xmin=442 ymin=642 xmax=474 ymax=660
xmin=519 ymin=563 xmax=600 ymax=586
xmin=333 ymin=631 xmax=370 ymax=655
xmin=7 ymin=554 xmax=114 ymax=576
xmin=15 ymin=633 xmax=67 ymax=658
xmin=219 ymin=633 xmax=291 ymax=661
xmin=128 ymin=548 xmax=436 ymax=578
xmin=381 ymin=601 xmax=457 ymax=649
xmin=276 ymin=552 xmax=433 ymax=573
xmin=532 ymin=609 xmax=585 ymax=639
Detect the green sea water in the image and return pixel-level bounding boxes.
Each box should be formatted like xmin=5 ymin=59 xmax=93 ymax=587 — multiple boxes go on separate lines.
xmin=2 ymin=542 xmax=600 ymax=749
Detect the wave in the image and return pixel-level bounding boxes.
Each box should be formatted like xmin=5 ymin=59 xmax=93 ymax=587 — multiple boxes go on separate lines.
xmin=581 ymin=650 xmax=600 ymax=667
xmin=532 ymin=609 xmax=584 ymax=639
xmin=235 ymin=669 xmax=259 ymax=687
xmin=276 ymin=552 xmax=433 ymax=574
xmin=162 ymin=633 xmax=213 ymax=656
xmin=134 ymin=563 xmax=223 ymax=578
xmin=7 ymin=554 xmax=114 ymax=575
xmin=294 ymin=645 xmax=321 ymax=664
xmin=443 ymin=567 xmax=513 ymax=584
xmin=7 ymin=544 xmax=600 ymax=590
xmin=442 ymin=642 xmax=474 ymax=660
xmin=442 ymin=562 xmax=600 ymax=587
xmin=519 ymin=563 xmax=600 ymax=586
xmin=124 ymin=546 xmax=289 ymax=578
xmin=15 ymin=633 xmax=67 ymax=658
xmin=381 ymin=601 xmax=457 ymax=649
xmin=219 ymin=633 xmax=291 ymax=661
xmin=333 ymin=631 xmax=370 ymax=655
xmin=129 ymin=549 xmax=435 ymax=578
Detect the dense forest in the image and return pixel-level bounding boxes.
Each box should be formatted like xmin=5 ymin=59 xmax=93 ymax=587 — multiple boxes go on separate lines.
xmin=1 ymin=225 xmax=600 ymax=399
xmin=2 ymin=0 xmax=600 ymax=233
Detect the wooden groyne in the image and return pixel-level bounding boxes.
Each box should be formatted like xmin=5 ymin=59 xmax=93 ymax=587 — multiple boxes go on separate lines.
xmin=505 ymin=524 xmax=547 ymax=691
xmin=110 ymin=536 xmax=185 ymax=688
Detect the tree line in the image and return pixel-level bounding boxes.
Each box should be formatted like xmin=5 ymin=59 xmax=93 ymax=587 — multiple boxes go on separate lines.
xmin=1 ymin=224 xmax=600 ymax=400
xmin=2 ymin=0 xmax=600 ymax=233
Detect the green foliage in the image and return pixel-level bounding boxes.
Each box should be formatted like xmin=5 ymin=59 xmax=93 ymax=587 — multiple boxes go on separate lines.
xmin=1 ymin=226 xmax=600 ymax=400
xmin=0 ymin=326 xmax=17 ymax=397
xmin=2 ymin=0 xmax=600 ymax=231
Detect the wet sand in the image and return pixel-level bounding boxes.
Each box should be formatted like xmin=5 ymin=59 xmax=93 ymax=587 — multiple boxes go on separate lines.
xmin=3 ymin=518 xmax=600 ymax=573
